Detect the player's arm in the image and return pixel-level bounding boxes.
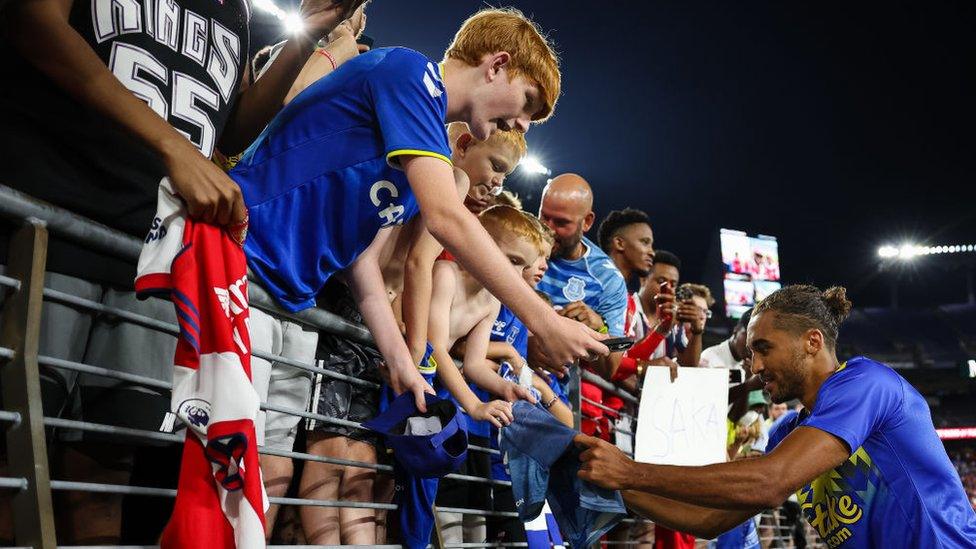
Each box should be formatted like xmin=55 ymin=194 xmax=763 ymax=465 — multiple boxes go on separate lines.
xmin=461 ymin=303 xmax=536 ymax=404
xmin=621 ymin=491 xmax=759 ymax=540
xmin=575 ymin=425 xmax=850 ymax=510
xmin=217 ymin=1 xmax=350 ymax=155
xmin=3 ymin=0 xmax=244 ymax=225
xmin=345 ymin=227 xmax=435 ymax=411
xmin=427 ymin=264 xmax=513 ymax=428
xmin=402 ymin=156 xmax=608 ymax=366
xmin=401 ymin=168 xmax=469 ymax=363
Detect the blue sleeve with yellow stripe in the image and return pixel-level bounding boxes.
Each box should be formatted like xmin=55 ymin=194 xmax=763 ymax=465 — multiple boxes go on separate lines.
xmin=367 ymin=48 xmax=452 ymax=169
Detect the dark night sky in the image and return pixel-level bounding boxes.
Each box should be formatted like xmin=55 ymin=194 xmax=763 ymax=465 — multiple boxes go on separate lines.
xmin=253 ymin=1 xmax=976 ymax=310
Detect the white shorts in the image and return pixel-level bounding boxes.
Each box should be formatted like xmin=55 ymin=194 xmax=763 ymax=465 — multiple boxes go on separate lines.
xmin=249 ymin=307 xmax=318 ymax=451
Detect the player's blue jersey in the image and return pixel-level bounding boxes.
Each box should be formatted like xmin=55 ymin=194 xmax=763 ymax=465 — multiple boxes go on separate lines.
xmin=537 ymin=236 xmax=629 ymax=336
xmin=766 ymin=357 xmax=976 ymax=548
xmin=231 ymin=47 xmax=451 ymax=311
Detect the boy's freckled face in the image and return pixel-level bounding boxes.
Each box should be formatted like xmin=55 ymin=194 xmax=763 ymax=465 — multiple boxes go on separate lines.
xmin=470 ymin=74 xmax=541 ymax=140
xmin=526 ymin=240 xmax=552 ymax=287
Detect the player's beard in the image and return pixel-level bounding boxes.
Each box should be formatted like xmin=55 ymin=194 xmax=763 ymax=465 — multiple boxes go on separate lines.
xmin=553 ymin=225 xmax=584 ymax=260
xmin=769 ymin=346 xmax=807 ymax=403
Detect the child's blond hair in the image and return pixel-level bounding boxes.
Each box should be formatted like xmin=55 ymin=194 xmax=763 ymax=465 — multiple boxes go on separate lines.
xmin=447 ymin=122 xmax=528 ymax=161
xmin=479 ymin=205 xmax=544 ymax=251
xmin=491 ymin=189 xmax=522 ymax=210
xmin=445 ymin=8 xmax=561 ymax=122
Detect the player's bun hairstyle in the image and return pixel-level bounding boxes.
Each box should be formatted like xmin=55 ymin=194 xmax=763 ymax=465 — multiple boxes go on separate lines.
xmin=447 ymin=122 xmax=528 ymax=161
xmin=597 ymin=208 xmax=652 ymax=252
xmin=754 ymin=285 xmax=853 ymax=349
xmin=479 ymin=205 xmax=544 ymax=250
xmin=445 ymin=8 xmax=561 ymax=122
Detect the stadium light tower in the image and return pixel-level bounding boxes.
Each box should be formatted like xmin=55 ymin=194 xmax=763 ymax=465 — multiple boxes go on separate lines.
xmin=877 ymin=241 xmax=976 ymax=307
xmin=877 ymin=242 xmax=976 ymax=260
xmin=251 ymin=0 xmax=304 ymax=33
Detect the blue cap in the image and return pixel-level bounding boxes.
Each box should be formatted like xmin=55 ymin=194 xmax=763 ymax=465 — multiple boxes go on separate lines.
xmin=363 ymin=392 xmax=468 ymax=478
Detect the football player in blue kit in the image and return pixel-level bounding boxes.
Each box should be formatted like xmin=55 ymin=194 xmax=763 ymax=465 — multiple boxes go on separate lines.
xmin=576 ymin=285 xmax=976 ymax=548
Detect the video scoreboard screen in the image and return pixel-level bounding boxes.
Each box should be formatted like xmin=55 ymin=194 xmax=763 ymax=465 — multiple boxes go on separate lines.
xmin=720 ymin=229 xmax=781 ymax=318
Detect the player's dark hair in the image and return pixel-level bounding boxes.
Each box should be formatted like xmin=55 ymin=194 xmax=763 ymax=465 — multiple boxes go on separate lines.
xmin=652 ymin=249 xmax=681 ymax=271
xmin=597 ymin=208 xmax=652 ymax=252
xmin=754 ymin=285 xmax=852 ymax=349
xmin=735 ymin=307 xmax=753 ymax=331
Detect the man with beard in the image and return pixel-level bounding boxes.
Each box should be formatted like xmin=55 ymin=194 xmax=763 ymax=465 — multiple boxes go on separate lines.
xmin=575 ymin=285 xmax=976 ymax=548
xmin=534 ymin=174 xmax=628 ymax=395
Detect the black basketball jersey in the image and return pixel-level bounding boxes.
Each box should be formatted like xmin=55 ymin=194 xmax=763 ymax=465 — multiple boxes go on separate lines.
xmin=0 ymin=0 xmax=250 ymax=284
xmin=0 ymin=0 xmax=250 ymax=235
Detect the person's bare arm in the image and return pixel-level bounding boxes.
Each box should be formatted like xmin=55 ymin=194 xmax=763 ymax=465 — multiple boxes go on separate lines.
xmin=455 ymin=340 xmax=524 ymax=366
xmin=531 ymin=374 xmax=574 ymax=427
xmin=675 ymin=301 xmax=705 ymax=366
xmin=576 ymin=426 xmax=850 ymax=510
xmin=402 ymin=168 xmax=469 ymax=363
xmin=283 ymin=19 xmax=362 ymax=105
xmin=4 ymin=0 xmax=244 ymax=224
xmin=346 ymin=228 xmax=435 ymax=411
xmin=402 ymin=156 xmax=608 ymax=366
xmin=676 ymin=328 xmax=703 ymax=367
xmin=218 ymin=1 xmax=349 ymax=154
xmin=622 ymin=491 xmax=760 ymax=539
xmin=461 ymin=303 xmax=535 ymax=404
xmin=427 ymin=264 xmax=512 ymax=428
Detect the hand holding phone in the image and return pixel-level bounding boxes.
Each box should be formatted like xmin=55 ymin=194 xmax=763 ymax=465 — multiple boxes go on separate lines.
xmin=603 ymin=337 xmax=635 ymax=353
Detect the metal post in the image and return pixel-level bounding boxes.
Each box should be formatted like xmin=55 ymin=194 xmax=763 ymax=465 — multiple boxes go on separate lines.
xmin=0 ymin=219 xmax=56 ymax=548
xmin=569 ymin=366 xmax=581 ymax=431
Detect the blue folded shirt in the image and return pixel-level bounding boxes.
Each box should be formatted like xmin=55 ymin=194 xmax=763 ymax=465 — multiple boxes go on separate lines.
xmin=502 ymin=400 xmax=626 ymax=548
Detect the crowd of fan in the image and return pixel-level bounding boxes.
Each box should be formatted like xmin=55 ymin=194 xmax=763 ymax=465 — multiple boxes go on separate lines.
xmin=951 ymin=449 xmax=976 ymax=512
xmin=0 ymin=1 xmax=968 ymax=548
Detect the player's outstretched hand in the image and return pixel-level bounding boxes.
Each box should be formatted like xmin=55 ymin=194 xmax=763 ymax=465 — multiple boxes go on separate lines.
xmin=536 ymin=314 xmax=609 ymax=367
xmin=472 ymin=399 xmax=514 ymax=429
xmin=164 ymin=141 xmax=246 ymax=227
xmin=575 ymin=433 xmax=634 ymax=490
xmin=389 ymin=362 xmax=436 ymax=413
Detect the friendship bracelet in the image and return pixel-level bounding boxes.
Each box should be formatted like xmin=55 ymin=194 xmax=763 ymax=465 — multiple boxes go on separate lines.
xmin=316 ymin=48 xmax=337 ymax=71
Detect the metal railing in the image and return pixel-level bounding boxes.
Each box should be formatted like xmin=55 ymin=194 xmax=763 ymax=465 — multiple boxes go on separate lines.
xmin=0 ymin=183 xmax=823 ymax=548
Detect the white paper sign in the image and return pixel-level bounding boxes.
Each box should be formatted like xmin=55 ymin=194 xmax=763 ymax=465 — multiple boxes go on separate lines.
xmin=634 ymin=366 xmax=728 ymax=466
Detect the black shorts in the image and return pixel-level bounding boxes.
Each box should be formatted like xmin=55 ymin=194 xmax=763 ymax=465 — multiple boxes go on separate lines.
xmin=306 ymin=281 xmax=382 ymax=446
xmin=487 ymin=483 xmax=526 ymax=543
xmin=435 ymin=435 xmax=491 ymax=510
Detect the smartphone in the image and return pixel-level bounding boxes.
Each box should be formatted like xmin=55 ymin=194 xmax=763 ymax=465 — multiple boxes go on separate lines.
xmin=675 ymin=285 xmax=693 ymax=302
xmin=603 ymin=337 xmax=635 ymax=353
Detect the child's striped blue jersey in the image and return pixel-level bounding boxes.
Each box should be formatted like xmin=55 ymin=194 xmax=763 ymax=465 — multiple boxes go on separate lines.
xmin=537 ymin=236 xmax=629 ymax=336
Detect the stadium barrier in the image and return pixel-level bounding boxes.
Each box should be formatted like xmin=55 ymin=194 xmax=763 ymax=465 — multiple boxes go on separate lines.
xmin=0 ymin=183 xmax=818 ymax=548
